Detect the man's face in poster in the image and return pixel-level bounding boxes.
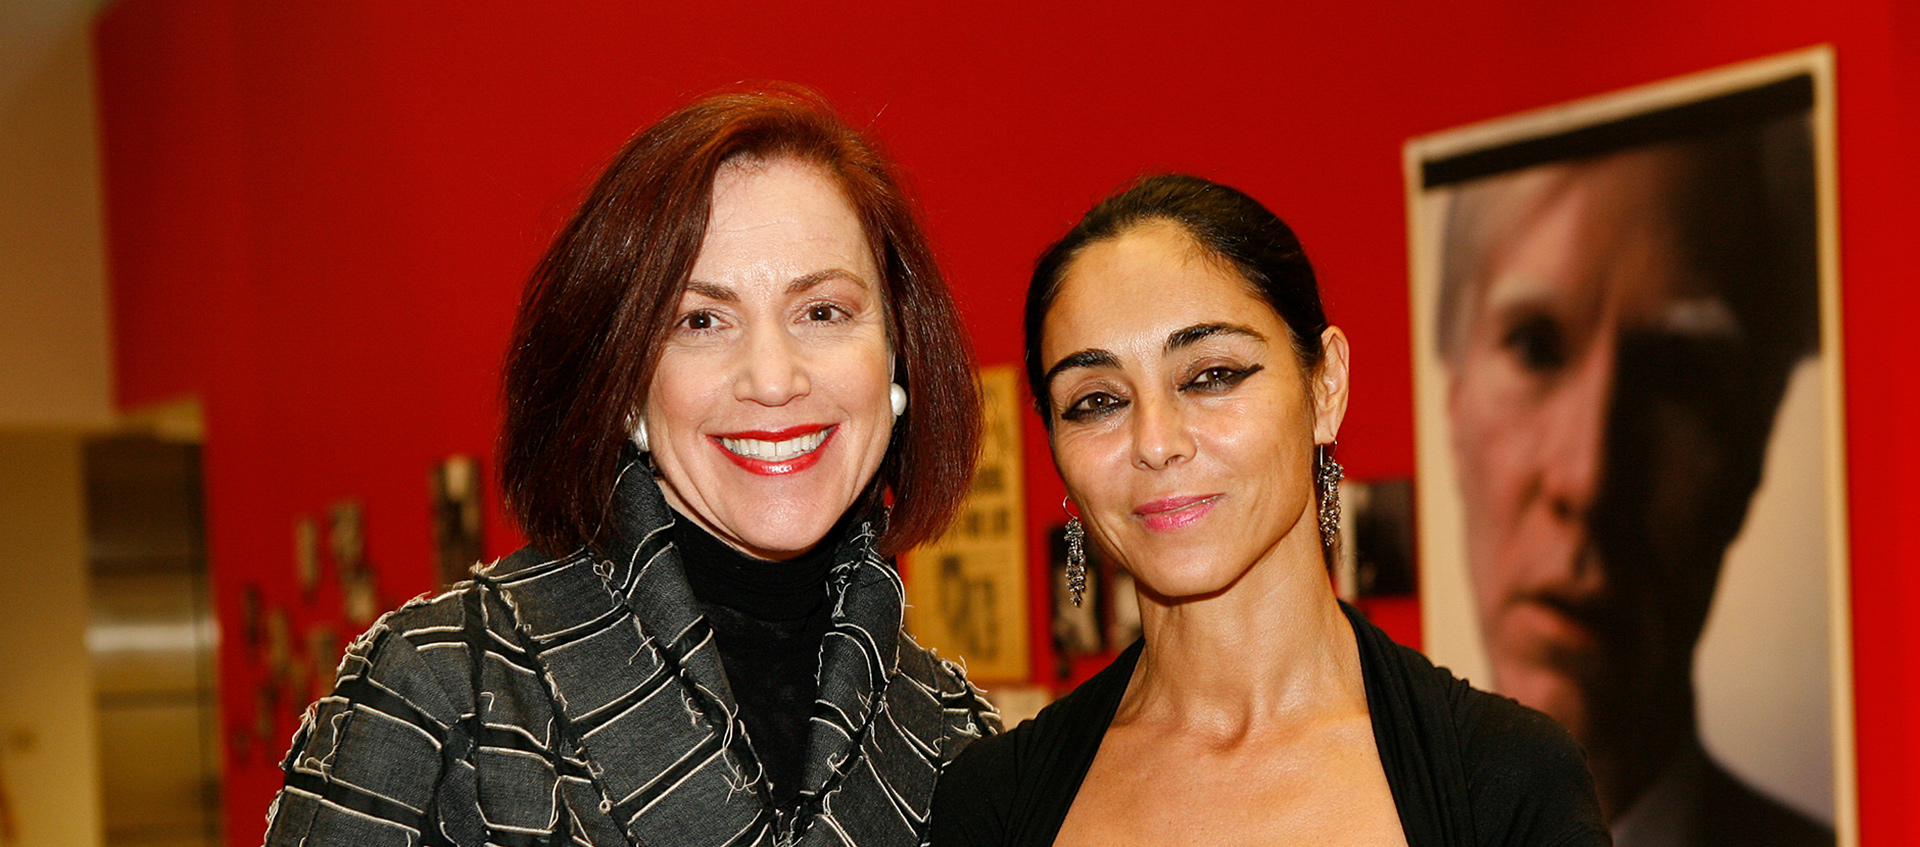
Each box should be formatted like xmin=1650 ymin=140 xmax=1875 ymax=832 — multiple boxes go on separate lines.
xmin=1439 ymin=138 xmax=1808 ymax=807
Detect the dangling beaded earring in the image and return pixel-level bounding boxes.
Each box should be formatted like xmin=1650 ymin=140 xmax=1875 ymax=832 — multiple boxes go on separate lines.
xmin=1316 ymin=442 xmax=1344 ymax=552
xmin=1063 ymin=497 xmax=1087 ymax=607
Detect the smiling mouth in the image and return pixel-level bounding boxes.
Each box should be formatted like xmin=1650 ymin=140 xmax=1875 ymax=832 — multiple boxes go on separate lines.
xmin=718 ymin=427 xmax=830 ymax=461
xmin=711 ymin=425 xmax=835 ymax=475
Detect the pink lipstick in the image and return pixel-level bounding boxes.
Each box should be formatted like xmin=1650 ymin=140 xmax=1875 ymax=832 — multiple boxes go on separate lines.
xmin=1133 ymin=493 xmax=1222 ymax=532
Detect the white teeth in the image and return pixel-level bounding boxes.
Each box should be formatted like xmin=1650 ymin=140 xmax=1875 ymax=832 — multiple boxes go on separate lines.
xmin=720 ymin=429 xmax=828 ymax=462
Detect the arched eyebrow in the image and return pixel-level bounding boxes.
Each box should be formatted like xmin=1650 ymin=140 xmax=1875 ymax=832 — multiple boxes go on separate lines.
xmin=1043 ymin=323 xmax=1267 ymax=395
xmin=1167 ymin=322 xmax=1266 ymax=352
xmin=787 ymin=267 xmax=866 ymax=295
xmin=1042 ymin=349 xmax=1121 ymax=395
xmin=682 ymin=268 xmax=867 ymax=302
xmin=684 ymin=281 xmax=737 ymax=302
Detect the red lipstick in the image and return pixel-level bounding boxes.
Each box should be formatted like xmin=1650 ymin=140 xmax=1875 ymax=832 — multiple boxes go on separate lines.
xmin=714 ymin=424 xmax=829 ymax=441
xmin=709 ymin=424 xmax=835 ymax=476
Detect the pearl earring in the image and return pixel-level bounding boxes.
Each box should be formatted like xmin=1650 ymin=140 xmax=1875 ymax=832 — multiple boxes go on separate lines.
xmin=890 ymin=383 xmax=908 ymax=418
xmin=631 ymin=417 xmax=649 ymax=453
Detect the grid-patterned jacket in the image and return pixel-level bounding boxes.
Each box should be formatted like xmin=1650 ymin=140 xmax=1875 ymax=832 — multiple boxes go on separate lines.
xmin=264 ymin=460 xmax=1000 ymax=847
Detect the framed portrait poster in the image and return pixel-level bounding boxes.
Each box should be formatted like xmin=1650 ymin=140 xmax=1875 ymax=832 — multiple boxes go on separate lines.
xmin=1405 ymin=47 xmax=1852 ymax=847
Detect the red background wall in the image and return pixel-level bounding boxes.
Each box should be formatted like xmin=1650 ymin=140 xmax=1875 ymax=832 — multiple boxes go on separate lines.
xmin=91 ymin=2 xmax=1918 ymax=843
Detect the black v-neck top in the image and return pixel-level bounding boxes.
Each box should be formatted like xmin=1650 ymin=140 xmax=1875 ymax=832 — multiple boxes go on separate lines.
xmin=928 ymin=603 xmax=1610 ymax=847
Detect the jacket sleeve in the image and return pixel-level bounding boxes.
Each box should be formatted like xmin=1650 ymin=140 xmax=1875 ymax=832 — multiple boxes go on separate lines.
xmin=264 ymin=612 xmax=481 ymax=847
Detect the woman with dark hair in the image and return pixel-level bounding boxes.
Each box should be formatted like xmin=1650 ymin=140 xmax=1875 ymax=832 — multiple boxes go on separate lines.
xmin=929 ymin=175 xmax=1607 ymax=847
xmin=266 ymin=87 xmax=998 ymax=847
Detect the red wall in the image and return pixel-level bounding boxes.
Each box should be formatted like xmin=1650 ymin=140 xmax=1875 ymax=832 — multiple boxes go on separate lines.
xmin=93 ymin=2 xmax=1918 ymax=843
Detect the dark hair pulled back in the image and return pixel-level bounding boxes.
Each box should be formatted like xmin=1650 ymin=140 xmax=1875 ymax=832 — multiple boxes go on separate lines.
xmin=1024 ymin=173 xmax=1328 ymax=422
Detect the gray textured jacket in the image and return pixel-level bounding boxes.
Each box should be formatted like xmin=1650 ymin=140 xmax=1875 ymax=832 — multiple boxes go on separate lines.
xmin=265 ymin=460 xmax=999 ymax=847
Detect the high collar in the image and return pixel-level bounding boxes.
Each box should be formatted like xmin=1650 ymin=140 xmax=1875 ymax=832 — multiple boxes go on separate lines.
xmin=672 ymin=504 xmax=853 ymax=623
xmin=479 ymin=454 xmax=928 ymax=846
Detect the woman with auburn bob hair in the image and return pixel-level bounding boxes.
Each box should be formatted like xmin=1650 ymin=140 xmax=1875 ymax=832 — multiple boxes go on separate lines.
xmin=930 ymin=175 xmax=1607 ymax=847
xmin=266 ymin=87 xmax=998 ymax=847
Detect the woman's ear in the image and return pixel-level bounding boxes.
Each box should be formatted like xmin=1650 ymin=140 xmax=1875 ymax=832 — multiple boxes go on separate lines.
xmin=1312 ymin=326 xmax=1350 ymax=444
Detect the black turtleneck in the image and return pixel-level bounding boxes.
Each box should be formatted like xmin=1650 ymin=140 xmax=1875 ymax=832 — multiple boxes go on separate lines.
xmin=671 ymin=509 xmax=847 ymax=812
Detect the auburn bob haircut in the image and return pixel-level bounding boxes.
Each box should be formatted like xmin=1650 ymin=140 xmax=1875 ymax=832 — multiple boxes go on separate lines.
xmin=500 ymin=85 xmax=980 ymax=557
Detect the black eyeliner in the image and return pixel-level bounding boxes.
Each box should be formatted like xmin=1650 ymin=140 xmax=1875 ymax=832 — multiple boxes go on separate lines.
xmin=1180 ymin=363 xmax=1264 ymax=393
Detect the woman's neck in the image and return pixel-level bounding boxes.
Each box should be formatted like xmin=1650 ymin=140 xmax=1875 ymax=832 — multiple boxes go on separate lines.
xmin=1121 ymin=528 xmax=1365 ymax=737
